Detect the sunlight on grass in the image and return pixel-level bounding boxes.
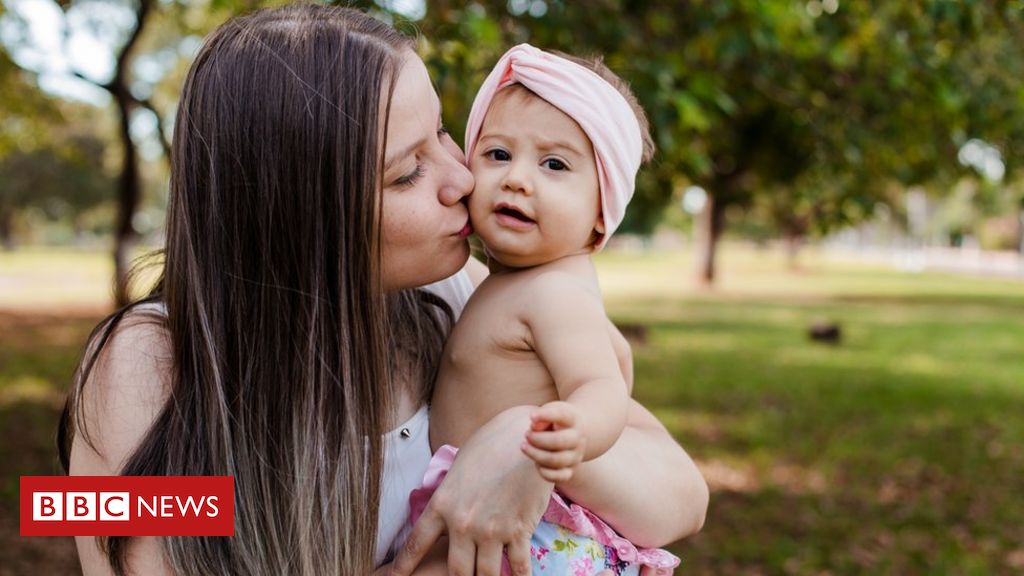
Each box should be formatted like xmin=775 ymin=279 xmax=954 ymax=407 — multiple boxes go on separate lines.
xmin=592 ymin=244 xmax=1024 ymax=574
xmin=0 ymin=246 xmax=161 ymax=309
xmin=0 ymin=377 xmax=64 ymax=408
xmin=1 ymin=244 xmax=1022 ymax=574
xmin=0 ymin=248 xmax=113 ymax=307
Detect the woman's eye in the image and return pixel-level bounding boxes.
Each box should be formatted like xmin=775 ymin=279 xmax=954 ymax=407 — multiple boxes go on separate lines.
xmin=487 ymin=149 xmax=511 ymax=162
xmin=437 ymin=125 xmax=450 ymax=138
xmin=393 ymin=164 xmax=424 ymax=188
xmin=543 ymin=158 xmax=567 ymax=171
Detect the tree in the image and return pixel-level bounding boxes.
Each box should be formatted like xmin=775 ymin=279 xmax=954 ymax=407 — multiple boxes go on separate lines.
xmin=6 ymin=0 xmax=1023 ymax=294
xmin=751 ymin=1 xmax=1024 ymax=259
xmin=1 ymin=0 xmax=161 ymax=301
xmin=0 ymin=122 xmax=115 ymax=247
xmin=366 ymin=0 xmax=1024 ymax=284
xmin=0 ymin=44 xmax=62 ymax=247
xmin=1 ymin=0 xmax=245 ymax=303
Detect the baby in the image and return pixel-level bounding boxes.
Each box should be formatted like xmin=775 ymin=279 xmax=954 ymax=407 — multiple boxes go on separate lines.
xmin=412 ymin=44 xmax=679 ymax=575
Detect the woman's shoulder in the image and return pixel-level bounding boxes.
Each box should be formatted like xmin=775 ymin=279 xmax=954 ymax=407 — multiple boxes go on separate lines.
xmin=69 ymin=307 xmax=185 ymax=575
xmin=70 ymin=306 xmax=173 ymax=475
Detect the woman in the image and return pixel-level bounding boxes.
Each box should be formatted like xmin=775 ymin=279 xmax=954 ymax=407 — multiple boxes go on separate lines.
xmin=58 ymin=5 xmax=708 ymax=575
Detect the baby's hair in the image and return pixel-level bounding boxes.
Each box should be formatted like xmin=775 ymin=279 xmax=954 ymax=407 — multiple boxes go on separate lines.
xmin=551 ymin=50 xmax=656 ymax=165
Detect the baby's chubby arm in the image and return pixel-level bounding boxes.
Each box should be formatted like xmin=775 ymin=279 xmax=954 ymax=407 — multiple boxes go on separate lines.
xmin=519 ymin=273 xmax=630 ymax=482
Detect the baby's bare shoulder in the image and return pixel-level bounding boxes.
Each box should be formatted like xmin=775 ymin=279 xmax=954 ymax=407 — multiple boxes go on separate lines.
xmin=516 ymin=271 xmax=606 ymax=329
xmin=523 ymin=267 xmax=595 ymax=297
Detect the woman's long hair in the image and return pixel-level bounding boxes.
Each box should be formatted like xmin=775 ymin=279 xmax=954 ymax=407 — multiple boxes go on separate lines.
xmin=57 ymin=5 xmax=451 ymax=574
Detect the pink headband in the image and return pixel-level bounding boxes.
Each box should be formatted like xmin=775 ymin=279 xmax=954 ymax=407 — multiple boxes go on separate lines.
xmin=464 ymin=43 xmax=643 ymax=251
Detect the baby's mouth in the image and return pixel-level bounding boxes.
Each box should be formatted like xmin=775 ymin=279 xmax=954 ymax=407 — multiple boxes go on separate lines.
xmin=496 ymin=205 xmax=535 ymax=224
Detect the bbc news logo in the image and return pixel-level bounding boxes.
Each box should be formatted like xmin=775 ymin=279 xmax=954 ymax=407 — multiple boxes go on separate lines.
xmin=21 ymin=476 xmax=234 ymax=536
xmin=33 ymin=491 xmax=132 ymax=521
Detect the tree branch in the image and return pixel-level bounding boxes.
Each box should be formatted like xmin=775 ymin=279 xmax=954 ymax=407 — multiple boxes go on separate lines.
xmin=136 ymin=96 xmax=172 ymax=162
xmin=112 ymin=0 xmax=153 ymax=87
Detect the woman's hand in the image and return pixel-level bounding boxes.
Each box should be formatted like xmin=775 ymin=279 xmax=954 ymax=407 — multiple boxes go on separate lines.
xmin=391 ymin=406 xmax=552 ymax=576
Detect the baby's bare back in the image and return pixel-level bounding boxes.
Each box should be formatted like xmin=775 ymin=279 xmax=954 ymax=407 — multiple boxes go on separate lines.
xmin=429 ymin=257 xmax=632 ymax=451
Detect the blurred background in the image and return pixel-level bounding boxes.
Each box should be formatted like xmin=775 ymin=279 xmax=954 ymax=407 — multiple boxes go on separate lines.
xmin=1 ymin=0 xmax=1023 ymax=574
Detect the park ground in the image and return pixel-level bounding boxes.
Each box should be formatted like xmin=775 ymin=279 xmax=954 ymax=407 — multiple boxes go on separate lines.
xmin=1 ymin=245 xmax=1023 ymax=575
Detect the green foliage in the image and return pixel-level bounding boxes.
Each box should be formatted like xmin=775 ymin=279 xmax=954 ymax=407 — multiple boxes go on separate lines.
xmin=0 ymin=46 xmax=111 ymax=244
xmin=4 ymin=0 xmax=1023 ymax=255
xmin=0 ymin=118 xmax=114 ymax=244
xmin=365 ymin=1 xmax=1024 ymax=243
xmin=0 ymin=50 xmax=60 ymax=157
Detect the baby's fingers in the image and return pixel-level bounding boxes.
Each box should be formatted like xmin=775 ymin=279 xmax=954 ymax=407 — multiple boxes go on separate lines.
xmin=520 ymin=442 xmax=582 ymax=470
xmin=526 ymin=428 xmax=583 ymax=453
xmin=530 ymin=401 xmax=576 ymax=431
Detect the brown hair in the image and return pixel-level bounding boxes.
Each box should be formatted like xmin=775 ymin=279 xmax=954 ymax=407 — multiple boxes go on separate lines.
xmin=58 ymin=4 xmax=450 ymax=574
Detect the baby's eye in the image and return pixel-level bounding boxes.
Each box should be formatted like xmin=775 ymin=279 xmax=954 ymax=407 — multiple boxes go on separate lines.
xmin=487 ymin=149 xmax=511 ymax=162
xmin=543 ymin=158 xmax=568 ymax=171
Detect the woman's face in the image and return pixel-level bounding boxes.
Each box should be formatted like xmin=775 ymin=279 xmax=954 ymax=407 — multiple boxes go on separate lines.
xmin=380 ymin=51 xmax=474 ymax=291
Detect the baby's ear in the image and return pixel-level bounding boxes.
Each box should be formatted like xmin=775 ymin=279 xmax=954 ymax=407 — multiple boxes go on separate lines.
xmin=594 ymin=213 xmax=606 ymax=235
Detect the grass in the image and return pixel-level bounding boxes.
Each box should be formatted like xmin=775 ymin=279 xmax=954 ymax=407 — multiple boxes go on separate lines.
xmin=1 ymin=244 xmax=1022 ymax=574
xmin=0 ymin=246 xmax=161 ymax=309
xmin=0 ymin=311 xmax=98 ymax=573
xmin=595 ymin=246 xmax=1024 ymax=575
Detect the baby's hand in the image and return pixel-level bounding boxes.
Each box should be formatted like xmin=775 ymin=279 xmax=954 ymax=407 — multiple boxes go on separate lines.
xmin=521 ymin=401 xmax=586 ymax=484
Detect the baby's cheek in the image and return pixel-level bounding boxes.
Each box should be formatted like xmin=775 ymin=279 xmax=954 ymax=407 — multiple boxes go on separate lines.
xmin=466 ymin=190 xmax=488 ymax=222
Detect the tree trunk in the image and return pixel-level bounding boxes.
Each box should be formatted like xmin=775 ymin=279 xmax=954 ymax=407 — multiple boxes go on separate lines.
xmin=112 ymin=86 xmax=140 ymax=306
xmin=1017 ymin=208 xmax=1024 ymax=254
xmin=694 ymin=191 xmax=727 ymax=286
xmin=0 ymin=209 xmax=14 ymax=251
xmin=784 ymin=229 xmax=804 ymax=271
xmin=97 ymin=0 xmax=152 ymax=306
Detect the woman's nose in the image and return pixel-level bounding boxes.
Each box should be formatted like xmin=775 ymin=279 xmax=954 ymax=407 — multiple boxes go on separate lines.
xmin=438 ymin=138 xmax=474 ymax=206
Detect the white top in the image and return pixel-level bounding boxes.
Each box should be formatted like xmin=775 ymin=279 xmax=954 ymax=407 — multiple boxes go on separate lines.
xmin=376 ymin=269 xmax=475 ymax=565
xmin=131 ymin=269 xmax=478 ymax=567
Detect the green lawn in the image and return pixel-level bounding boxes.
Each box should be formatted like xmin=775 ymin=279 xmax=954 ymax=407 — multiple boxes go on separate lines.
xmin=2 ymin=245 xmax=1022 ymax=574
xmin=596 ymin=248 xmax=1024 ymax=575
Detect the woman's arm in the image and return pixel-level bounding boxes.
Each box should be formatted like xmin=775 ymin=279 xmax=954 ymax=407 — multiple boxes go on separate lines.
xmin=558 ymin=399 xmax=709 ymax=548
xmin=390 ymin=400 xmax=707 ymax=575
xmin=70 ymin=314 xmax=175 ymax=576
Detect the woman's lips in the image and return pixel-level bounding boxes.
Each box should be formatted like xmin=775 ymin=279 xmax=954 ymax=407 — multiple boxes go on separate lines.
xmin=456 ymin=220 xmax=474 ymax=238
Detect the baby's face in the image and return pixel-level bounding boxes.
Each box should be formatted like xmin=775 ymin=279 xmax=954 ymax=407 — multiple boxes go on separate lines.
xmin=468 ymin=86 xmax=602 ymax=269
